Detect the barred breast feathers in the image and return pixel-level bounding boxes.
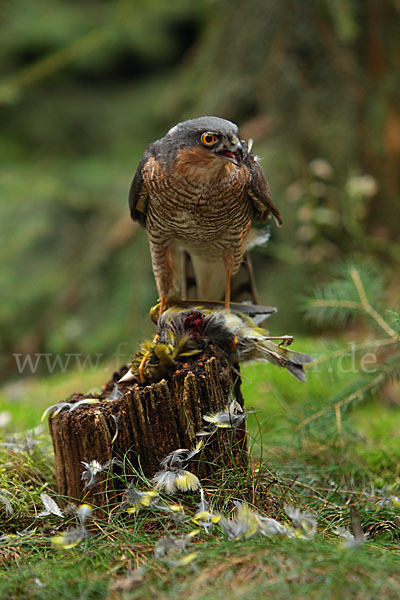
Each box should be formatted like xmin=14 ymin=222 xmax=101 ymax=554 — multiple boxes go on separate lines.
xmin=143 ymin=155 xmax=251 ymax=214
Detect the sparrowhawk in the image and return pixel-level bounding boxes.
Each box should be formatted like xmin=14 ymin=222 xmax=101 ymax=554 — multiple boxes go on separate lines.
xmin=129 ymin=116 xmax=282 ymax=310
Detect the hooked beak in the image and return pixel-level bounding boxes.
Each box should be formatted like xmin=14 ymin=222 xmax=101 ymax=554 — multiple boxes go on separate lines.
xmin=216 ymin=136 xmax=243 ymax=166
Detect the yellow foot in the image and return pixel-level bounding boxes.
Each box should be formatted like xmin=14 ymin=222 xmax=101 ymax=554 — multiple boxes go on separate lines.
xmin=159 ymin=296 xmax=167 ymax=314
xmin=231 ymin=335 xmax=239 ymax=351
xmin=138 ymin=350 xmax=151 ymax=383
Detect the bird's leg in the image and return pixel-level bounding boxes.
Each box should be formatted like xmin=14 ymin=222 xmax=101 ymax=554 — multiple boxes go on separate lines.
xmin=223 ymin=254 xmax=234 ymax=311
xmin=224 ymin=270 xmax=231 ymax=310
xmin=149 ymin=240 xmax=175 ymax=314
xmin=264 ymin=335 xmax=294 ymax=347
xmin=159 ymin=296 xmax=167 ymax=314
xmin=181 ymin=250 xmax=188 ymax=300
xmin=144 ymin=236 xmax=174 ymax=382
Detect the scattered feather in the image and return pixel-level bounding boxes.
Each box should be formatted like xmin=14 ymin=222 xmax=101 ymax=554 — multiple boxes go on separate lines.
xmin=258 ymin=515 xmax=292 ymax=537
xmin=191 ymin=489 xmax=222 ymax=532
xmin=152 ymin=470 xmax=184 ymax=495
xmin=219 ymin=502 xmax=307 ymax=541
xmin=76 ymin=503 xmax=93 ymax=527
xmin=377 ymin=493 xmax=400 ymax=508
xmin=187 ymin=440 xmax=205 ymax=459
xmin=81 ymin=458 xmax=123 ymax=489
xmin=51 ymin=527 xmax=86 ymax=549
xmin=219 ymin=502 xmax=262 ymax=540
xmin=41 ymin=403 xmax=72 ymax=421
xmin=175 ymin=471 xmax=201 ymax=492
xmin=0 ymin=489 xmax=13 ymax=515
xmin=152 ymin=469 xmax=200 ymax=494
xmin=334 ymin=526 xmax=368 ymax=549
xmin=38 ymin=493 xmax=63 ymax=518
xmin=160 ymin=449 xmax=192 ymax=470
xmin=110 ymin=415 xmax=119 ymax=443
xmin=159 ymin=441 xmax=205 ymax=470
xmin=51 ymin=506 xmax=91 ymax=549
xmin=202 ymin=410 xmax=250 ymax=428
xmin=81 ymin=460 xmax=104 ymax=489
xmin=155 ymin=502 xmax=186 ymax=522
xmin=69 ymin=398 xmax=100 ymax=412
xmin=41 ymin=398 xmax=100 ymax=421
xmin=284 ymin=505 xmax=317 ymax=539
xmin=200 ymin=399 xmax=254 ymax=435
xmin=106 ymin=384 xmax=124 ymax=401
xmin=2 ymin=434 xmax=39 ymax=453
xmin=154 ymin=532 xmax=199 ymax=566
xmin=164 ymin=552 xmax=198 ymax=567
xmin=154 ymin=535 xmax=182 ymax=559
xmin=126 ymin=488 xmax=159 ymax=513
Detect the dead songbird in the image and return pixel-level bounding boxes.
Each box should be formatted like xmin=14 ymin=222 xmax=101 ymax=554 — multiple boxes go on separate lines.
xmin=119 ymin=307 xmax=313 ymax=384
xmin=126 ymin=327 xmax=201 ymax=383
xmin=149 ymin=298 xmax=277 ymax=325
xmin=185 ymin=309 xmax=313 ymax=382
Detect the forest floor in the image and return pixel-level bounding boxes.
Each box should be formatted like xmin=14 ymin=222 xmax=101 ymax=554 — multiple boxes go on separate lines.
xmin=1 ymin=337 xmax=400 ymax=599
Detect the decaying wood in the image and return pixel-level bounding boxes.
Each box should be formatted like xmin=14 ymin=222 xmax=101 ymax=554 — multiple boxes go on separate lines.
xmin=48 ymin=345 xmax=247 ymax=509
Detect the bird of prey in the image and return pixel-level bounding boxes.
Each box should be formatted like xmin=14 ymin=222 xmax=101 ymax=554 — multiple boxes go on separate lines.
xmin=129 ymin=116 xmax=282 ymax=311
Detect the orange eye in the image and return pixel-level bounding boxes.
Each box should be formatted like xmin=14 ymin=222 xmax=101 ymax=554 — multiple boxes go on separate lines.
xmin=201 ymin=132 xmax=217 ymax=146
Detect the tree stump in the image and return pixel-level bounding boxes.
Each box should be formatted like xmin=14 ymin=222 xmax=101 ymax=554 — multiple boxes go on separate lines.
xmin=48 ymin=345 xmax=247 ymax=509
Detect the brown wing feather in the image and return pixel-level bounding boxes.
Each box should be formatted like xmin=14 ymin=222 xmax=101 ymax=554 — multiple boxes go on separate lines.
xmin=246 ymin=155 xmax=282 ymax=227
xmin=129 ymin=153 xmax=152 ymax=227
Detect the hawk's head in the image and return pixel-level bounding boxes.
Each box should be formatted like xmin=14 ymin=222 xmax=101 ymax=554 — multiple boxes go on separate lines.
xmin=165 ymin=116 xmax=245 ymax=171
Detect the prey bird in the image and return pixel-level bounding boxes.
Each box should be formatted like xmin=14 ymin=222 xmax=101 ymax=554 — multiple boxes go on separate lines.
xmin=129 ymin=116 xmax=282 ymax=311
xmin=119 ymin=307 xmax=313 ymax=385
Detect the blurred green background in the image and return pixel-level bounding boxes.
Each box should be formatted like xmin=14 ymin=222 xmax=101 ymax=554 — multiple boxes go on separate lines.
xmin=1 ymin=0 xmax=399 ymax=382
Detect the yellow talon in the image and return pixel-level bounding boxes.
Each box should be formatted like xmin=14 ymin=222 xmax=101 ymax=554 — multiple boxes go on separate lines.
xmin=231 ymin=334 xmax=238 ymax=350
xmin=138 ymin=350 xmax=151 ymax=383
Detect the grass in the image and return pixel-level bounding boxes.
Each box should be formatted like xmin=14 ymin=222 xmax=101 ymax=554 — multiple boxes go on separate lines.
xmin=1 ymin=337 xmax=400 ymax=599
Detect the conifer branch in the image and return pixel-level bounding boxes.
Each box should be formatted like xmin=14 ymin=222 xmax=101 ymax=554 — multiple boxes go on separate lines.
xmin=349 ymin=268 xmax=397 ymax=337
xmin=294 ymin=372 xmax=387 ymax=431
xmin=309 ymin=299 xmax=361 ymax=310
xmin=309 ymin=336 xmax=399 ymax=367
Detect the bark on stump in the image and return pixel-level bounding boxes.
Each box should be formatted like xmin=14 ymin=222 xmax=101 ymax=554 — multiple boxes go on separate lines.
xmin=48 ymin=346 xmax=248 ymax=509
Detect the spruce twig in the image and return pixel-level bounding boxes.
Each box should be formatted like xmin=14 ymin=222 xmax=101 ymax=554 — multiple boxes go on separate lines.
xmin=294 ymin=372 xmax=387 ymax=431
xmin=300 ymin=263 xmax=400 ymax=432
xmin=349 ymin=267 xmax=397 ymax=337
xmin=310 ymin=336 xmax=399 ymax=367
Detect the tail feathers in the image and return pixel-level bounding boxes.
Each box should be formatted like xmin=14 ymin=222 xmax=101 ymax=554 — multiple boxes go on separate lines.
xmin=284 ymin=362 xmax=307 ymax=383
xmin=254 ymin=342 xmax=314 ymax=382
